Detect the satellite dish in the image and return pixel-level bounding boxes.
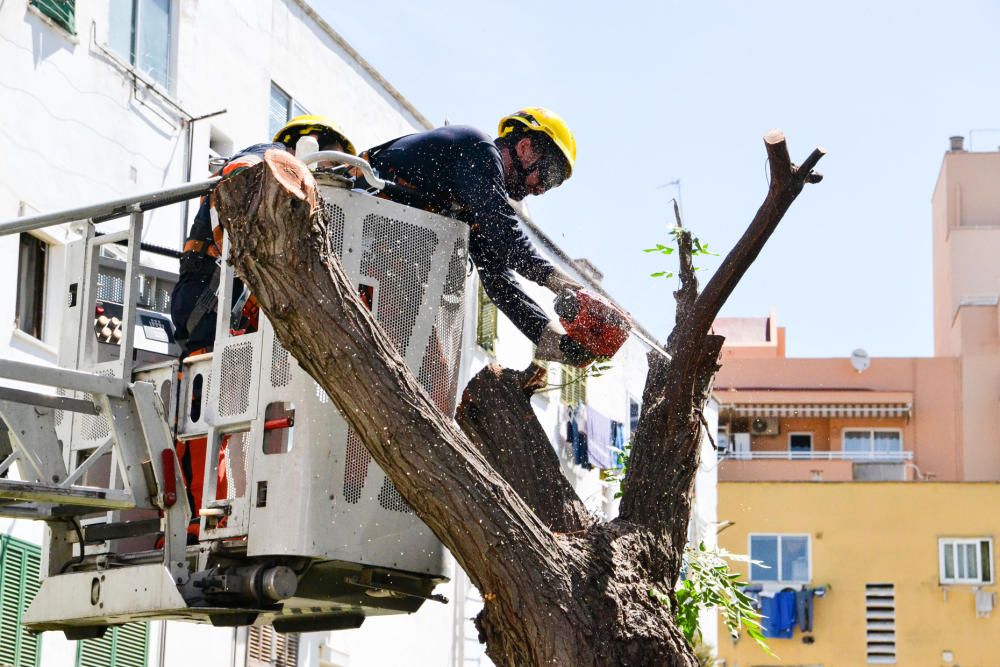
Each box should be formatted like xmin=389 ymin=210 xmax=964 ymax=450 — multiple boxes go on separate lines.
xmin=850 ymin=348 xmax=870 ymax=373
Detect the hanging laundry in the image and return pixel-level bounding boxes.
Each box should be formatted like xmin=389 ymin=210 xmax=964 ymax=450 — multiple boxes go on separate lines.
xmin=760 ymin=590 xmax=797 ymax=638
xmin=796 ymin=587 xmax=815 ymax=632
xmin=585 ymin=406 xmax=613 ymax=469
xmin=565 ymin=405 xmax=591 ymax=469
xmin=610 ymin=420 xmax=626 ymax=469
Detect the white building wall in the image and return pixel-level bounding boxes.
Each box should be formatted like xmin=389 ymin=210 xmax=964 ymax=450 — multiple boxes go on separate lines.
xmin=0 ymin=1 xmax=429 ymax=666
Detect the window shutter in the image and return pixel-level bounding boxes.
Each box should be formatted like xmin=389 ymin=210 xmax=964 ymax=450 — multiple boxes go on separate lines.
xmin=77 ymin=631 xmax=114 ymax=667
xmin=0 ymin=535 xmax=43 ymax=667
xmin=77 ymin=623 xmax=148 ymax=667
xmin=275 ymin=632 xmax=299 ymax=667
xmin=561 ymin=365 xmax=586 ymax=406
xmin=475 ymin=282 xmax=497 ymax=353
xmin=29 ymin=0 xmax=74 ymax=34
xmin=112 ymin=623 xmax=148 ymax=667
xmin=247 ymin=626 xmax=275 ymax=667
xmin=247 ymin=627 xmax=299 ymax=667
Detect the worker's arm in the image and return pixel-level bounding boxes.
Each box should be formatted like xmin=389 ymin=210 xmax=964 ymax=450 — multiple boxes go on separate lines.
xmin=461 ymin=142 xmax=557 ymax=286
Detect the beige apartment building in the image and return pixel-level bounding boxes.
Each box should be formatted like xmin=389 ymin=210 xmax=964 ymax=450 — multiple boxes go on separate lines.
xmin=713 ymin=139 xmax=1000 ymax=666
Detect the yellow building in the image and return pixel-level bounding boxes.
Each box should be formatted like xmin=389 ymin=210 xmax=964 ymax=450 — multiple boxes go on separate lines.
xmin=718 ymin=483 xmax=998 ymax=667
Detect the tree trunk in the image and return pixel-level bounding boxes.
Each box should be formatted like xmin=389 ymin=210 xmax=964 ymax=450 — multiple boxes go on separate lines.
xmin=213 ymin=135 xmax=823 ymax=665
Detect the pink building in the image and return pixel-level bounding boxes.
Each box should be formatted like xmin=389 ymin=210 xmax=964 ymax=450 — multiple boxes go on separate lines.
xmin=713 ymin=136 xmax=1000 ymax=485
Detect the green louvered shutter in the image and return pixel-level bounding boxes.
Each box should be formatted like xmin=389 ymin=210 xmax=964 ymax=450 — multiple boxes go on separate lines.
xmin=0 ymin=535 xmax=43 ymax=667
xmin=29 ymin=0 xmax=75 ymax=34
xmin=112 ymin=623 xmax=148 ymax=667
xmin=560 ymin=365 xmax=587 ymax=406
xmin=77 ymin=629 xmax=114 ymax=667
xmin=476 ymin=281 xmax=497 ymax=353
xmin=77 ymin=623 xmax=148 ymax=667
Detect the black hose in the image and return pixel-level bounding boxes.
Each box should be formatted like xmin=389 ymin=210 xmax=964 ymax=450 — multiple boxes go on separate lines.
xmin=59 ymin=519 xmax=87 ymax=574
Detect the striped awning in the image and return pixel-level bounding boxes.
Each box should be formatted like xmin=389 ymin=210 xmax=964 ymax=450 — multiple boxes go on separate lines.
xmin=724 ymin=403 xmax=911 ymax=418
xmin=714 ymin=389 xmax=912 ymax=419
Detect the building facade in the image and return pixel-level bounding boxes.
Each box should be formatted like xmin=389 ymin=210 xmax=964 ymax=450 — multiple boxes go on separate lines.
xmin=713 ymin=139 xmax=1000 ymax=666
xmin=1 ymin=2 xmax=714 ymax=666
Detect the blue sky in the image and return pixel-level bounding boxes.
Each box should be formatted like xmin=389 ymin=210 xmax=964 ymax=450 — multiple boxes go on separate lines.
xmin=318 ymin=1 xmax=1000 ymax=358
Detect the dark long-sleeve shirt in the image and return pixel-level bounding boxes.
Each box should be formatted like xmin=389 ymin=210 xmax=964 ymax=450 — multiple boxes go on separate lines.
xmin=361 ymin=126 xmax=557 ymax=343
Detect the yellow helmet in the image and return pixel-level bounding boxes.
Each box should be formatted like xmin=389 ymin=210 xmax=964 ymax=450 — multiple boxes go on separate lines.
xmin=498 ymin=107 xmax=576 ymax=177
xmin=273 ymin=115 xmax=356 ymax=156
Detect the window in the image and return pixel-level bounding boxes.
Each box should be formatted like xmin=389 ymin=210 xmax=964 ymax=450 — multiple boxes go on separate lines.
xmin=843 ymin=429 xmax=902 ymax=459
xmin=749 ymin=534 xmax=810 ymax=582
xmin=561 ymin=365 xmax=587 ymax=406
xmin=789 ymin=432 xmax=813 ymax=457
xmin=30 ymin=0 xmax=74 ymax=33
xmin=77 ymin=622 xmax=148 ymax=666
xmin=16 ymin=233 xmax=47 ymax=340
xmin=247 ymin=626 xmax=299 ymax=667
xmin=475 ymin=281 xmax=497 ymax=353
xmin=628 ymin=397 xmax=641 ymax=436
xmin=268 ymin=83 xmax=309 ymax=139
xmin=939 ymin=538 xmax=993 ymax=585
xmin=109 ymin=0 xmax=172 ymax=89
xmin=0 ymin=535 xmax=42 ymax=667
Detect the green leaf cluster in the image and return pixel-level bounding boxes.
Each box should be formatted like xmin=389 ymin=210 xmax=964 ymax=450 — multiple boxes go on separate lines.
xmin=672 ymin=543 xmax=773 ymax=656
xmin=644 ymin=230 xmax=719 ymax=279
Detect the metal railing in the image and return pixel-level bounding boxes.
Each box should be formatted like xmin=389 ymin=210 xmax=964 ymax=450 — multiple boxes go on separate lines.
xmin=720 ymin=450 xmax=914 ymax=462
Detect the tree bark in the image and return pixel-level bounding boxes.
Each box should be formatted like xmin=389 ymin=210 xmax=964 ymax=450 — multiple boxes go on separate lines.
xmin=213 ymin=134 xmax=823 ymax=666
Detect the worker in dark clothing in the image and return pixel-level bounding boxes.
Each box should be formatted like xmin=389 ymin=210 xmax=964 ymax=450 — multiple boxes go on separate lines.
xmin=358 ymin=107 xmax=603 ymax=367
xmin=171 ymin=115 xmax=355 ymax=355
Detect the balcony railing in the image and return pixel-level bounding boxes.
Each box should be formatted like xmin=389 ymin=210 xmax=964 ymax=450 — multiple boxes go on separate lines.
xmin=719 ymin=450 xmax=914 ymax=462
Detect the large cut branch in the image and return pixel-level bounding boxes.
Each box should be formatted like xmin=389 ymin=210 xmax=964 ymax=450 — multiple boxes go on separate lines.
xmin=456 ymin=364 xmax=591 ymax=533
xmin=620 ymin=131 xmax=824 ymax=534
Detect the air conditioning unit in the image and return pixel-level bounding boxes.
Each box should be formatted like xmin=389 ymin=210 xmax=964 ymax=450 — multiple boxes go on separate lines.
xmin=750 ymin=417 xmax=780 ymax=436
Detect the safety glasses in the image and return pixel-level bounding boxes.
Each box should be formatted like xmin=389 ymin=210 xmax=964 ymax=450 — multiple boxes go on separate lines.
xmin=532 ymin=153 xmax=569 ymax=191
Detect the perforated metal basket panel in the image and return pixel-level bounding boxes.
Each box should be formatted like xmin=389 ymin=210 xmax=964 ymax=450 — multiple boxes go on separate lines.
xmin=361 ymin=214 xmax=437 ymax=356
xmin=323 ymin=200 xmax=346 ymax=257
xmin=54 ymin=387 xmax=66 ymax=427
xmin=377 ymin=476 xmax=411 ymax=514
xmin=417 ymin=242 xmax=468 ymax=414
xmin=246 ymin=188 xmax=466 ymax=572
xmin=97 ymin=268 xmax=125 ymax=304
xmin=78 ymin=370 xmax=115 ymax=441
xmin=270 ymin=338 xmax=291 ymax=388
xmin=219 ymin=341 xmax=254 ymax=416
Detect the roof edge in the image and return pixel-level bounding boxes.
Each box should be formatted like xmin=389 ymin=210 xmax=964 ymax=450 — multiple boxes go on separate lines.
xmin=512 ymin=202 xmax=664 ymax=348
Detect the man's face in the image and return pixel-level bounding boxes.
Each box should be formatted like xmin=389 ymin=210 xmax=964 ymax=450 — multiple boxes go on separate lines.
xmin=505 ymin=137 xmax=567 ymax=201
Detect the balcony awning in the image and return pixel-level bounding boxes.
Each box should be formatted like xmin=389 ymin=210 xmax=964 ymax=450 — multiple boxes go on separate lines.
xmin=714 ymin=389 xmax=912 ymax=419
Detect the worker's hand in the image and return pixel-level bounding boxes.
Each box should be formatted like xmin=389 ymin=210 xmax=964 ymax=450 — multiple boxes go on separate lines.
xmin=559 ymin=335 xmax=597 ymax=368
